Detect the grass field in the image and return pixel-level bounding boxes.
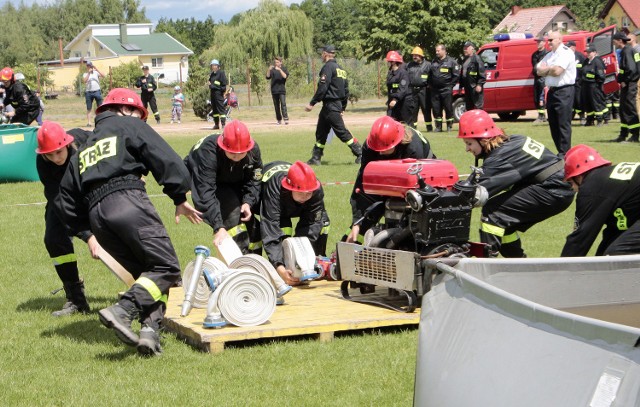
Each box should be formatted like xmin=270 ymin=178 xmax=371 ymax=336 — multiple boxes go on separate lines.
xmin=0 ymin=92 xmax=637 ymax=406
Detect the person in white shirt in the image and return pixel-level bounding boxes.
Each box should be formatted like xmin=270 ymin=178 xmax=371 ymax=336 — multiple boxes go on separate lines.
xmin=83 ymin=61 xmax=104 ymax=127
xmin=536 ymin=31 xmax=576 ymax=156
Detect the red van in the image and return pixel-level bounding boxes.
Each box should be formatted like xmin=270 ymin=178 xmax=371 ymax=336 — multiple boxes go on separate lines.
xmin=452 ymin=25 xmax=619 ymax=121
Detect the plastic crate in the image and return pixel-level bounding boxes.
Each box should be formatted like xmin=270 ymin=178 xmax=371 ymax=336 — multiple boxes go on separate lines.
xmin=0 ymin=124 xmax=39 ymax=182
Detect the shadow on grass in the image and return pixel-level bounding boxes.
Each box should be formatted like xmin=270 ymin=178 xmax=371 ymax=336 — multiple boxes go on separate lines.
xmin=16 ymin=295 xmax=116 ymax=314
xmin=351 ymin=105 xmax=386 ymax=114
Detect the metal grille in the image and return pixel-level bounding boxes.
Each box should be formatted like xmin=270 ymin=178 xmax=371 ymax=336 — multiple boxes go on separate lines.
xmin=354 ymin=247 xmax=398 ymax=283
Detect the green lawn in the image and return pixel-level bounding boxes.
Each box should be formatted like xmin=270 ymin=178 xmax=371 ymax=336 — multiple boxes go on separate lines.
xmin=0 ymin=94 xmax=636 ymax=405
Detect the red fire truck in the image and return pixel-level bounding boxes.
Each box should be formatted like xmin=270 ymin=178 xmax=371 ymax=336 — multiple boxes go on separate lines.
xmin=452 ymin=25 xmax=619 ymax=121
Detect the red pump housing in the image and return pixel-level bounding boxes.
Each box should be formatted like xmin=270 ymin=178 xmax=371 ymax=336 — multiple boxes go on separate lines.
xmin=362 ymin=158 xmax=459 ymax=198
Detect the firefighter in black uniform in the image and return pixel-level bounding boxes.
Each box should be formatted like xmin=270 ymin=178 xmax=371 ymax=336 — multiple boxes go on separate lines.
xmin=562 ymin=144 xmax=640 ymax=256
xmin=458 ymin=109 xmax=574 ymax=258
xmin=305 ymin=45 xmax=362 ymax=166
xmin=258 ymin=161 xmax=330 ymax=286
xmin=346 ymin=116 xmax=435 ymax=243
xmin=0 ymin=67 xmax=40 ymax=125
xmin=567 ymin=41 xmax=587 ymax=124
xmin=385 ymin=50 xmax=411 ymax=123
xmin=184 ymin=120 xmax=263 ymax=253
xmin=36 ymin=121 xmax=100 ymax=316
xmin=531 ymin=38 xmax=548 ymax=123
xmin=208 ymin=59 xmax=228 ymax=130
xmin=460 ymin=41 xmax=486 ymax=111
xmin=581 ymin=46 xmax=607 ymax=126
xmin=135 ymin=66 xmax=160 ymax=124
xmin=56 ymin=88 xmax=202 ymax=356
xmin=611 ymin=32 xmax=640 ymax=142
xmin=429 ymin=44 xmax=459 ymax=132
xmin=406 ymin=46 xmax=432 ymax=131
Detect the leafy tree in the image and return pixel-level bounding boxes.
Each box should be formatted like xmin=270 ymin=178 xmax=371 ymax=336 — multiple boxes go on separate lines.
xmin=155 ymin=17 xmax=217 ymax=55
xmin=13 ymin=63 xmax=53 ymax=92
xmin=355 ymin=0 xmax=491 ymax=62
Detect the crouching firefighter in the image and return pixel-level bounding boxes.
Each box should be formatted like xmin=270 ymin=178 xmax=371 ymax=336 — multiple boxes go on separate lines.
xmin=346 ymin=116 xmax=435 ymax=243
xmin=457 ymin=109 xmax=575 ymax=257
xmin=184 ymin=120 xmax=263 ymax=253
xmin=56 ymin=88 xmax=203 ymax=356
xmin=36 ymin=121 xmax=101 ymax=316
xmin=259 ymin=161 xmax=330 ymax=286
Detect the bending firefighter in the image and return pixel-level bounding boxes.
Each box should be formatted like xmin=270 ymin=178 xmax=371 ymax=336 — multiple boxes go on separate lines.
xmin=347 ymin=116 xmax=435 ymax=243
xmin=562 ymin=145 xmax=640 ymax=256
xmin=458 ymin=110 xmax=574 ymax=257
xmin=259 ymin=161 xmax=330 ymax=286
xmin=36 ymin=121 xmax=101 ymax=316
xmin=56 ymin=88 xmax=202 ymax=356
xmin=184 ymin=120 xmax=263 ymax=253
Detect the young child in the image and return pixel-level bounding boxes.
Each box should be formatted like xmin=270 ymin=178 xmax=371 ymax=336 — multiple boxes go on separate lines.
xmin=170 ymin=85 xmax=184 ymax=124
xmin=56 ymin=88 xmax=202 ymax=356
xmin=36 ymin=121 xmax=100 ymax=316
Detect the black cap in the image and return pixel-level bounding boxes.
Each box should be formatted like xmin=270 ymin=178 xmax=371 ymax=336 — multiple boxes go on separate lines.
xmin=586 ymin=46 xmax=597 ymax=53
xmin=85 ymin=61 xmax=93 ymax=67
xmin=142 ymin=65 xmax=150 ymax=70
xmin=613 ymin=32 xmax=630 ymax=41
xmin=321 ymin=45 xmax=337 ymax=54
xmin=463 ymin=41 xmax=476 ymax=49
xmin=566 ymin=40 xmax=576 ymax=47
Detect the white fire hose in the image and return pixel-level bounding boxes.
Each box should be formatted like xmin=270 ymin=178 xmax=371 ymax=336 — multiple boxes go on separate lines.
xmin=283 ymin=237 xmax=321 ymax=282
xmin=230 ymin=254 xmax=292 ymax=298
xmin=203 ymin=268 xmax=276 ymax=328
xmin=182 ymin=256 xmax=228 ymax=309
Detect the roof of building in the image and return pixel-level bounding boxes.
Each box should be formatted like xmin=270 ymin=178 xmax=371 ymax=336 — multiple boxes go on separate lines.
xmin=599 ymin=0 xmax=640 ymax=27
xmin=493 ymin=5 xmax=578 ymax=36
xmin=95 ymin=33 xmax=193 ymax=56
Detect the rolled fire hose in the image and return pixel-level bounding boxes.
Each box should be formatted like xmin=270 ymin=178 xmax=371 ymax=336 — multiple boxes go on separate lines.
xmin=229 ymin=254 xmax=292 ymax=298
xmin=181 ymin=245 xmax=210 ymax=317
xmin=203 ymin=268 xmax=276 ymax=328
xmin=182 ymin=256 xmax=228 ymax=309
xmin=283 ymin=237 xmax=321 ymax=282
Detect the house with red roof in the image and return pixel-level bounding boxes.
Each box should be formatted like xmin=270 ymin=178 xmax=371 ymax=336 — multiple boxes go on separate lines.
xmin=599 ymin=0 xmax=639 ymax=32
xmin=493 ymin=5 xmax=580 ymax=37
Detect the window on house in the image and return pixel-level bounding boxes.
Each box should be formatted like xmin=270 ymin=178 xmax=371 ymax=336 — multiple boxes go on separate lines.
xmin=74 ymin=52 xmax=81 ymax=58
xmin=152 ymin=58 xmax=164 ymax=68
xmin=622 ymin=16 xmax=630 ymax=27
xmin=552 ymin=21 xmax=566 ymax=31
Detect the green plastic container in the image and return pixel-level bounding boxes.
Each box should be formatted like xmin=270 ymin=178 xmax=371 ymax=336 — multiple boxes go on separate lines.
xmin=0 ymin=124 xmax=40 ymax=182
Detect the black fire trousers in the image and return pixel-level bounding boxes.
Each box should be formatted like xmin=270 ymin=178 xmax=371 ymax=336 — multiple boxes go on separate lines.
xmin=431 ymin=88 xmax=453 ymax=128
xmin=547 ymin=85 xmax=574 ymax=156
xmin=620 ymin=81 xmax=639 ymax=137
xmin=215 ymin=184 xmax=260 ymax=254
xmin=533 ymin=77 xmax=546 ymax=113
xmin=314 ymin=100 xmax=354 ymax=146
xmin=464 ymin=86 xmax=484 ymax=110
xmin=479 ymin=183 xmax=574 ymax=258
xmin=271 ymin=93 xmax=288 ymax=122
xmin=44 ymin=204 xmax=80 ymax=284
xmin=601 ymin=220 xmax=640 ymax=255
xmin=409 ymin=88 xmax=433 ymax=128
xmin=141 ymin=92 xmax=160 ymax=120
xmin=89 ymin=188 xmax=180 ymax=330
xmin=581 ymin=83 xmax=606 ymax=120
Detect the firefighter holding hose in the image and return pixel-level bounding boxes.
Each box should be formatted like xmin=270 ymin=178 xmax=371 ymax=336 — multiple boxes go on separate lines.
xmin=458 ymin=109 xmax=574 ymax=257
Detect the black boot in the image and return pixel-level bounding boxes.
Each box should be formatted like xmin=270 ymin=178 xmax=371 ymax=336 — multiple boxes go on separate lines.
xmin=349 ymin=140 xmax=362 ymax=164
xmin=137 ymin=325 xmax=162 ymax=356
xmin=307 ymin=146 xmax=323 ymax=166
xmin=98 ymin=302 xmax=139 ymax=346
xmin=220 ymin=117 xmax=226 ymax=129
xmin=446 ymin=121 xmax=453 ymax=132
xmin=212 ymin=117 xmax=220 ymax=130
xmin=628 ymin=130 xmax=639 ymax=143
xmin=52 ymin=281 xmax=90 ymax=317
xmin=426 ymin=124 xmax=433 ymax=132
xmin=579 ymin=113 xmax=586 ymax=126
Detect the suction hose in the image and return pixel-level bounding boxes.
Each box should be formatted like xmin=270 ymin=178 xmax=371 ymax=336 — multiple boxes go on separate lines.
xmin=181 ymin=245 xmax=210 ymax=317
xmin=203 ymin=269 xmax=276 ymax=328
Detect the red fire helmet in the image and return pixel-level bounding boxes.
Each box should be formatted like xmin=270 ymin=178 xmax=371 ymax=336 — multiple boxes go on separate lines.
xmin=564 ymin=144 xmax=611 ymax=180
xmin=0 ymin=67 xmax=14 ymax=81
xmin=217 ymin=120 xmax=254 ymax=153
xmin=282 ymin=161 xmax=321 ymax=192
xmin=36 ymin=121 xmax=74 ymax=154
xmin=385 ymin=51 xmax=403 ymax=63
xmin=457 ymin=109 xmax=503 ymax=139
xmin=367 ymin=116 xmax=404 ymax=151
xmin=96 ymin=88 xmax=148 ymax=120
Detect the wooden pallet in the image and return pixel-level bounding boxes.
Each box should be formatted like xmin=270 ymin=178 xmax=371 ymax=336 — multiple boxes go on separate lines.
xmin=164 ymin=280 xmax=420 ymax=354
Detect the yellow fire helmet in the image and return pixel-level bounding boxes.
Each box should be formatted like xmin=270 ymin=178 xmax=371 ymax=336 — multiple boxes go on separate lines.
xmin=411 ymin=46 xmax=424 ymax=57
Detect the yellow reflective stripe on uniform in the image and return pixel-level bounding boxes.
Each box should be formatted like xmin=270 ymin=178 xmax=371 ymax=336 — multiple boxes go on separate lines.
xmin=392 ymin=84 xmax=399 ymax=88
xmin=614 ymin=208 xmax=628 ymax=230
xmin=630 ymin=123 xmax=640 ymax=129
xmin=52 ymin=253 xmax=77 ymax=266
xmin=315 ymin=142 xmax=325 ymax=148
xmin=420 ymin=74 xmax=428 ymax=79
xmin=261 ymin=164 xmax=290 ymax=182
xmin=321 ymin=225 xmax=330 ymax=235
xmin=227 ymin=224 xmax=247 ymax=237
xmin=281 ymin=226 xmax=293 ymax=236
xmin=635 ymin=53 xmax=640 ymax=63
xmin=469 ymin=71 xmax=478 ymax=76
xmin=619 ymin=69 xmax=625 ymax=74
xmin=576 ymin=64 xmax=583 ymax=68
xmin=213 ymin=80 xmax=221 ymax=85
xmin=586 ymin=73 xmax=595 ymax=78
xmin=159 ymin=294 xmax=168 ymax=304
xmin=414 ymin=129 xmax=428 ymax=144
xmin=192 ymin=135 xmax=208 ymax=151
xmin=439 ymin=68 xmax=449 ymax=72
xmin=501 ymin=232 xmax=519 ymax=244
xmin=481 ymin=222 xmax=505 ymax=237
xmin=249 ymin=241 xmax=263 ymax=250
xmin=254 ymin=214 xmax=261 ymax=221
xmin=346 ymin=138 xmax=355 ymax=146
xmin=136 ymin=277 xmax=162 ymax=301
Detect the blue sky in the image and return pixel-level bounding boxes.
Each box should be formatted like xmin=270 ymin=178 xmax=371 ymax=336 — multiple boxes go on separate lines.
xmin=4 ymin=0 xmax=298 ymax=23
